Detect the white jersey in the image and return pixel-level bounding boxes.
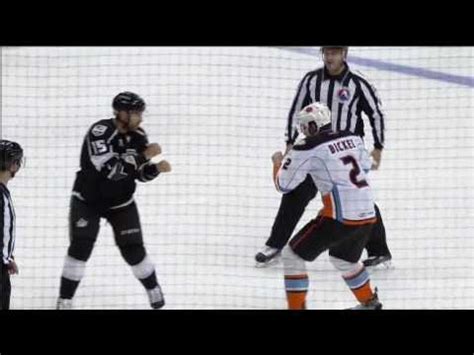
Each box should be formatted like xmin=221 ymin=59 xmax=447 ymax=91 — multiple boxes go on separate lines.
xmin=275 ymin=131 xmax=376 ymax=225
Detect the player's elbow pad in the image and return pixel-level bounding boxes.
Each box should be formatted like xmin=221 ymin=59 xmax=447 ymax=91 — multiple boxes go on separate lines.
xmin=137 ymin=163 xmax=160 ymax=182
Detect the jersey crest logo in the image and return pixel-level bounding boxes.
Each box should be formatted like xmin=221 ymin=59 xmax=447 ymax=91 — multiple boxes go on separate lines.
xmin=337 ymin=88 xmax=351 ymax=102
xmin=91 ymin=124 xmax=108 ymax=137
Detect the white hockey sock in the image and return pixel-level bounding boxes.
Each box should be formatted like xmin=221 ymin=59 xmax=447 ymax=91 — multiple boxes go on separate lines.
xmin=131 ymin=255 xmax=155 ymax=280
xmin=62 ymin=255 xmax=87 ymax=281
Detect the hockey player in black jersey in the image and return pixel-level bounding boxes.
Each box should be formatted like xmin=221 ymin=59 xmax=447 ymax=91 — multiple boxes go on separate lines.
xmin=57 ymin=92 xmax=171 ymax=309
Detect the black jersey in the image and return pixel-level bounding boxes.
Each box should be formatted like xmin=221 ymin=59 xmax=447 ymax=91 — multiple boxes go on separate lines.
xmin=72 ymin=118 xmax=160 ymax=210
xmin=0 ymin=183 xmax=16 ymax=265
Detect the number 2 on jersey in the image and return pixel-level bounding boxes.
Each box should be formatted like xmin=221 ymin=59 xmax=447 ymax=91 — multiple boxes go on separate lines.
xmin=282 ymin=158 xmax=292 ymax=170
xmin=340 ymin=155 xmax=368 ymax=188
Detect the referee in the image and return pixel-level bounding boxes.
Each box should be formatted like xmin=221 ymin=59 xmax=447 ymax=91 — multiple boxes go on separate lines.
xmin=256 ymin=46 xmax=392 ymax=268
xmin=0 ymin=139 xmax=24 ymax=310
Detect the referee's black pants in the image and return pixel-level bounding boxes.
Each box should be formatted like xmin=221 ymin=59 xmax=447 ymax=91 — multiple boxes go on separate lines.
xmin=265 ymin=175 xmax=391 ymax=257
xmin=1 ymin=264 xmax=11 ymax=310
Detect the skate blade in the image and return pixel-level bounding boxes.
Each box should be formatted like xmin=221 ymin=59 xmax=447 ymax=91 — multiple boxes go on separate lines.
xmin=366 ymin=260 xmax=394 ymax=270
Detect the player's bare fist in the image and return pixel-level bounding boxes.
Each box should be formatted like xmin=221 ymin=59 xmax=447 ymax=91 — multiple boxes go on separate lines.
xmin=157 ymin=160 xmax=171 ymax=173
xmin=272 ymin=151 xmax=284 ymax=165
xmin=370 ymin=148 xmax=382 ymax=170
xmin=144 ymin=143 xmax=162 ymax=159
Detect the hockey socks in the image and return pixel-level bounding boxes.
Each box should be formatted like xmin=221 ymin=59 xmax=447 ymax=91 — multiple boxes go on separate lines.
xmin=284 ymin=274 xmax=309 ymax=310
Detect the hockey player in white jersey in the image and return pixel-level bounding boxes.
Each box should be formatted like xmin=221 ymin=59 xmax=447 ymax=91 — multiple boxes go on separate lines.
xmin=273 ymin=102 xmax=382 ymax=310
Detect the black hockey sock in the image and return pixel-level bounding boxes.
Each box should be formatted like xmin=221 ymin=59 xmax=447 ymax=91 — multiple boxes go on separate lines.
xmin=139 ymin=271 xmax=159 ymax=290
xmin=60 ymin=277 xmax=80 ymax=299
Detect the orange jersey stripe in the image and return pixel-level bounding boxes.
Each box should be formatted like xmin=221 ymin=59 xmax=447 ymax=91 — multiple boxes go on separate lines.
xmin=321 ymin=194 xmax=334 ymax=219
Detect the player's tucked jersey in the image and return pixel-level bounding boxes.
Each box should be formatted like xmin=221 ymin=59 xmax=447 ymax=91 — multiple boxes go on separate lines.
xmin=73 ymin=118 xmax=159 ymax=210
xmin=275 ymin=131 xmax=376 ymax=225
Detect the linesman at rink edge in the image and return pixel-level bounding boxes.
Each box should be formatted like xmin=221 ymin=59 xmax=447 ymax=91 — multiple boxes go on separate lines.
xmin=57 ymin=92 xmax=171 ymax=309
xmin=275 ymin=103 xmax=382 ymax=310
xmin=0 ymin=140 xmax=24 ymax=310
xmin=256 ymin=46 xmax=392 ymax=268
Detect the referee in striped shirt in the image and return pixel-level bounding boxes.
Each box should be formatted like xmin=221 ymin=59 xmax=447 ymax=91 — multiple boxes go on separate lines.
xmin=0 ymin=139 xmax=23 ymax=310
xmin=255 ymin=46 xmax=392 ymax=268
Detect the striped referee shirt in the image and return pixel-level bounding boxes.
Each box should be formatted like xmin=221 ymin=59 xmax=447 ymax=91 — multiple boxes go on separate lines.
xmin=0 ymin=182 xmax=16 ymax=265
xmin=286 ymin=63 xmax=385 ymax=149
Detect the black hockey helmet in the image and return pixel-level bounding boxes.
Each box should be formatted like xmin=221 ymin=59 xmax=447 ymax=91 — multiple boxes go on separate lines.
xmin=0 ymin=139 xmax=24 ymax=171
xmin=112 ymin=91 xmax=146 ymax=112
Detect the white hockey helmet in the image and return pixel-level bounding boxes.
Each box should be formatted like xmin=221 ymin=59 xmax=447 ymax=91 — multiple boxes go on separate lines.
xmin=297 ymin=102 xmax=331 ymax=135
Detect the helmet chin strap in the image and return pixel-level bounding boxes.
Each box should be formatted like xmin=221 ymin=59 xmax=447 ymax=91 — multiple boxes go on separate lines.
xmin=308 ymin=122 xmax=319 ymax=136
xmin=9 ymin=165 xmax=17 ymax=178
xmin=10 ymin=158 xmax=23 ymax=178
